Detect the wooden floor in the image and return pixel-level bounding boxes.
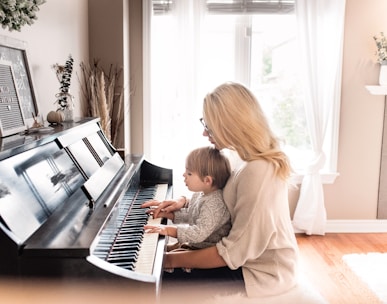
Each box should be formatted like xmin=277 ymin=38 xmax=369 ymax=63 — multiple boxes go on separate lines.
xmin=161 ymin=233 xmax=387 ymax=303
xmin=1 ymin=233 xmax=386 ymax=304
xmin=296 ymin=233 xmax=387 ymax=304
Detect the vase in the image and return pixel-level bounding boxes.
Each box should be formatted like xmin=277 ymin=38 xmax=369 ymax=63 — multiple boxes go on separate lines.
xmin=55 ymin=92 xmax=74 ymax=122
xmin=62 ymin=106 xmax=74 ymax=122
xmin=379 ymin=64 xmax=387 ymax=86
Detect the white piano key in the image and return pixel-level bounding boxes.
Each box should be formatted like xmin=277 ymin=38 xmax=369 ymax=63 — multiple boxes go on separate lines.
xmin=133 ymin=183 xmax=168 ymax=275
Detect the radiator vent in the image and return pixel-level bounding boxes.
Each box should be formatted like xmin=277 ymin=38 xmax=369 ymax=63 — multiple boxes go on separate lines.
xmin=0 ymin=61 xmax=26 ymax=137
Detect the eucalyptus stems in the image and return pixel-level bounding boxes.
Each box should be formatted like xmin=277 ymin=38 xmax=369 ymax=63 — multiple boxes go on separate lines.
xmin=53 ymin=55 xmax=74 ymax=111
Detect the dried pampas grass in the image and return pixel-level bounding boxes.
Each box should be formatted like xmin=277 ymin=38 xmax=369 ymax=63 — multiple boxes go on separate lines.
xmin=79 ymin=60 xmax=123 ymax=146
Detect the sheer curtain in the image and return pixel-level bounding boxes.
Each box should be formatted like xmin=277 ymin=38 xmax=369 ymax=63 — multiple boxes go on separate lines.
xmin=292 ymin=0 xmax=346 ymax=235
xmin=146 ymin=0 xmax=209 ymax=196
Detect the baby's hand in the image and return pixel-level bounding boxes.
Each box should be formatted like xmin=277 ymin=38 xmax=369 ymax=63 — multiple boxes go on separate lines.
xmin=144 ymin=224 xmax=167 ymax=236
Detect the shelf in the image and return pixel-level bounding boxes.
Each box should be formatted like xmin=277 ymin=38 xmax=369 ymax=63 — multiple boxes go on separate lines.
xmin=365 ymin=85 xmax=387 ymax=95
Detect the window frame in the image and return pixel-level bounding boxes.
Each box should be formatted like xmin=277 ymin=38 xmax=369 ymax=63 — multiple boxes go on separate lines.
xmin=144 ymin=0 xmax=340 ymax=186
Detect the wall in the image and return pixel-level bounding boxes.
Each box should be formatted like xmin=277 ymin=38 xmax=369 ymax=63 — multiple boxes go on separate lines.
xmin=324 ymin=0 xmax=387 ymax=220
xmin=0 ymin=0 xmax=89 ymax=121
xmin=128 ymin=0 xmax=145 ymax=156
xmin=88 ymin=0 xmax=130 ymax=151
xmin=87 ymin=0 xmax=141 ymax=153
xmin=2 ymin=0 xmax=387 ymax=223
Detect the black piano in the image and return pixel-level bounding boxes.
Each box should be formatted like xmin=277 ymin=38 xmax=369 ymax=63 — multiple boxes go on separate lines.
xmin=0 ymin=117 xmax=172 ymax=297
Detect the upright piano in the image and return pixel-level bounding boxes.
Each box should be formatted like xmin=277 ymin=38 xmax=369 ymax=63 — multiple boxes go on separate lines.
xmin=0 ymin=117 xmax=172 ymax=297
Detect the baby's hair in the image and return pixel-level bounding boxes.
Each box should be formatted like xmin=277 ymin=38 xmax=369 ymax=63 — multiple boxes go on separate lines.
xmin=186 ymin=146 xmax=231 ymax=189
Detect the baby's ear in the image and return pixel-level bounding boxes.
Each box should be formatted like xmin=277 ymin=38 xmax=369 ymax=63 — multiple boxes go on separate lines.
xmin=204 ymin=176 xmax=213 ymax=185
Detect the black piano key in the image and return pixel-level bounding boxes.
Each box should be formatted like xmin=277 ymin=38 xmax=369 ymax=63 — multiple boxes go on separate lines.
xmin=112 ymin=262 xmax=135 ymax=270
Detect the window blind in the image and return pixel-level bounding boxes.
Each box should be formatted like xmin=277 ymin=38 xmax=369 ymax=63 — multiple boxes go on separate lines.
xmin=207 ymin=0 xmax=294 ymax=14
xmin=153 ymin=0 xmax=173 ymax=15
xmin=152 ymin=0 xmax=295 ymax=15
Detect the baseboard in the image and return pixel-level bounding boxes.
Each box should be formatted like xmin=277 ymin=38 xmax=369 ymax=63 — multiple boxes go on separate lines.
xmin=323 ymin=220 xmax=387 ymax=233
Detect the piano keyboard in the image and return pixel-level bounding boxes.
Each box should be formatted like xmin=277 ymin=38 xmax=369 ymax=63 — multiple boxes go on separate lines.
xmin=134 ymin=183 xmax=168 ymax=274
xmin=93 ymin=184 xmax=168 ymax=275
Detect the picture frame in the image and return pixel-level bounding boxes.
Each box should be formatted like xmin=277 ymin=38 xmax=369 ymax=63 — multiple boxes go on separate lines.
xmin=0 ymin=60 xmax=26 ymax=137
xmin=0 ymin=35 xmax=39 ymax=129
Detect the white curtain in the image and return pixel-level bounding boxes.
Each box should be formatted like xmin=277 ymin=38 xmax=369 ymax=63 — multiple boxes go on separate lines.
xmin=292 ymin=0 xmax=346 ymax=235
xmin=146 ymin=0 xmax=210 ymax=196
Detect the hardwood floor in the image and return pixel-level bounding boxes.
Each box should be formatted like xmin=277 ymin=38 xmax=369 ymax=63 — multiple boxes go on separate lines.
xmin=1 ymin=233 xmax=385 ymax=304
xmin=296 ymin=233 xmax=387 ymax=304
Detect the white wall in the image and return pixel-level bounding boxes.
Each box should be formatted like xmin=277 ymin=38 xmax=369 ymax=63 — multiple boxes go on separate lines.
xmin=322 ymin=0 xmax=387 ymax=220
xmin=0 ymin=0 xmax=89 ymax=122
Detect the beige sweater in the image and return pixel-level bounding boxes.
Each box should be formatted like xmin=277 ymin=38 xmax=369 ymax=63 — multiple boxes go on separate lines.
xmin=216 ymin=159 xmax=299 ymax=298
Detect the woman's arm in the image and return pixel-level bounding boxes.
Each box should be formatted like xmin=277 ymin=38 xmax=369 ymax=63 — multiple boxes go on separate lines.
xmin=164 ymin=246 xmax=227 ymax=269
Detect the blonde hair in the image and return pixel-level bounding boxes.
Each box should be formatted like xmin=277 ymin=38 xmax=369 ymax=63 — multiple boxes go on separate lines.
xmin=203 ymin=82 xmax=291 ymax=180
xmin=186 ymin=146 xmax=231 ymax=189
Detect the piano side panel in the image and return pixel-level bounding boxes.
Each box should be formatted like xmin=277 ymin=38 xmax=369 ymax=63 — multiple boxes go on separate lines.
xmin=0 ymin=141 xmax=86 ymax=243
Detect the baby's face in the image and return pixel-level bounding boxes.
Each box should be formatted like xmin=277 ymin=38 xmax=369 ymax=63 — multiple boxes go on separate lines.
xmin=183 ymin=169 xmax=207 ymax=193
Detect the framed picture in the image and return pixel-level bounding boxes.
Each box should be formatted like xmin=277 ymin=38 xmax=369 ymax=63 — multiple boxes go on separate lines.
xmin=0 ymin=60 xmax=26 ymax=137
xmin=0 ymin=35 xmax=39 ymax=128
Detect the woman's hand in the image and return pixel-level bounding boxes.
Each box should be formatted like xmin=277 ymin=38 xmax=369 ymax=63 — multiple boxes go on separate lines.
xmin=141 ymin=197 xmax=186 ymax=218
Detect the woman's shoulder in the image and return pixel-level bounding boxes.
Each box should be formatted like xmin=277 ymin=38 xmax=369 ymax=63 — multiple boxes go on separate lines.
xmin=235 ymin=159 xmax=273 ymax=175
xmin=230 ymin=159 xmax=278 ymax=188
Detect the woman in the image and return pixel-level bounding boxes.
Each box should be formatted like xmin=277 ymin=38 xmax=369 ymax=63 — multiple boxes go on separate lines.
xmin=142 ymin=82 xmax=299 ymax=298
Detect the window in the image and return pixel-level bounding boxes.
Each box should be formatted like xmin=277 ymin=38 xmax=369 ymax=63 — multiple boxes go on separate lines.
xmin=145 ymin=0 xmax=338 ymax=194
xmin=198 ymin=13 xmax=311 ymax=173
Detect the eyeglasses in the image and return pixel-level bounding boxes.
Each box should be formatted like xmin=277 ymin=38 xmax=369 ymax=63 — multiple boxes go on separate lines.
xmin=200 ymin=118 xmax=213 ymax=137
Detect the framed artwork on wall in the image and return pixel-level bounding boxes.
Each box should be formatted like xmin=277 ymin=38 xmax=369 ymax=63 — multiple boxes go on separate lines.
xmin=0 ymin=35 xmax=39 ymax=131
xmin=0 ymin=60 xmax=26 ymax=137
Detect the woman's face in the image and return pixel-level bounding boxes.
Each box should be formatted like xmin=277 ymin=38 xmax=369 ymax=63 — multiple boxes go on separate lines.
xmin=200 ymin=117 xmax=220 ymax=149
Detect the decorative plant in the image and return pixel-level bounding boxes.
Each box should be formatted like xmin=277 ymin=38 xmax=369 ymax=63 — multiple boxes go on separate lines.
xmin=79 ymin=60 xmax=124 ymax=146
xmin=0 ymin=0 xmax=46 ymax=32
xmin=373 ymin=32 xmax=387 ymax=64
xmin=52 ymin=55 xmax=74 ymax=110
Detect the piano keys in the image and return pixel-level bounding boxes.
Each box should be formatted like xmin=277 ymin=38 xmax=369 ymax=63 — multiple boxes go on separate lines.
xmin=0 ymin=117 xmax=172 ymax=297
xmin=93 ymin=184 xmax=168 ymax=273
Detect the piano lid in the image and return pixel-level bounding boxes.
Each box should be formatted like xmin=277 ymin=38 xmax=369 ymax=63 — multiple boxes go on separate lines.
xmin=0 ymin=140 xmax=87 ymax=243
xmin=0 ymin=118 xmax=117 ymax=244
